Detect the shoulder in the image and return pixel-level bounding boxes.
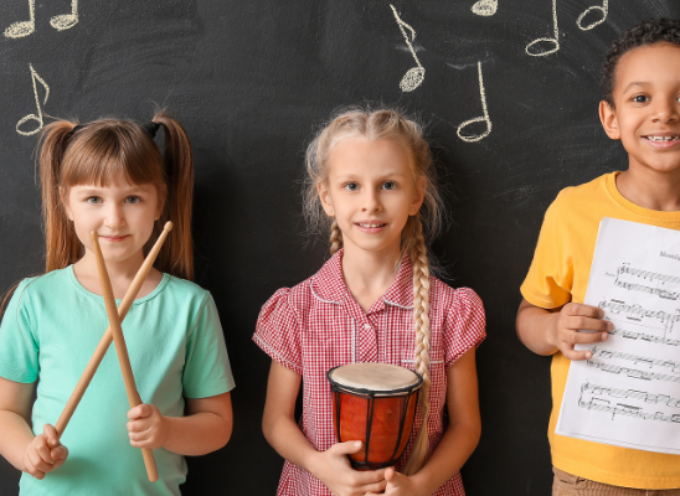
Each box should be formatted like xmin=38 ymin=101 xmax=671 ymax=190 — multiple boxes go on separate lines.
xmin=429 ymin=278 xmax=485 ymax=318
xmin=8 ymin=268 xmax=70 ymax=303
xmin=162 ymin=274 xmax=211 ymax=303
xmin=548 ymin=173 xmax=610 ymax=215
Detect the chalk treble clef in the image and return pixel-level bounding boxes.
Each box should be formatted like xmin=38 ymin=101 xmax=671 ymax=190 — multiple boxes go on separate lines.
xmin=389 ymin=4 xmax=425 ymax=92
xmin=16 ymin=64 xmax=50 ymax=137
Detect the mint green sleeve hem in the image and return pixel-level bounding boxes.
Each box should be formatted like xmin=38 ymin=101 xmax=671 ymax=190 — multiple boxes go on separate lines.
xmin=0 ymin=278 xmax=39 ymax=383
xmin=182 ymin=293 xmax=235 ymax=398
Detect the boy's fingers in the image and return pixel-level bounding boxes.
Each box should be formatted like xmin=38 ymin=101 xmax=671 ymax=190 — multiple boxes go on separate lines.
xmin=571 ymin=330 xmax=609 ymax=345
xmin=565 ymin=303 xmax=604 ymax=318
xmin=567 ymin=316 xmax=612 ymax=333
xmin=562 ymin=347 xmax=594 ymax=361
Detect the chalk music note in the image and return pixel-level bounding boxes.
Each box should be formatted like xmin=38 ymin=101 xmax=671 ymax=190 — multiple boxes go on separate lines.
xmin=471 ymin=0 xmax=498 ymax=17
xmin=576 ymin=0 xmax=608 ymax=31
xmin=389 ymin=4 xmax=425 ymax=92
xmin=50 ymin=0 xmax=79 ymax=31
xmin=456 ymin=61 xmax=492 ymax=143
xmin=526 ymin=0 xmax=560 ymax=57
xmin=4 ymin=0 xmax=35 ymax=38
xmin=4 ymin=0 xmax=78 ymax=38
xmin=16 ymin=64 xmax=50 ymax=137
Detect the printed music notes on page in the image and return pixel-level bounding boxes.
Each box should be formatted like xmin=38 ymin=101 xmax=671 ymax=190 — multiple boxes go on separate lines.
xmin=526 ymin=0 xmax=560 ymax=57
xmin=456 ymin=61 xmax=492 ymax=143
xmin=16 ymin=64 xmax=50 ymax=137
xmin=471 ymin=0 xmax=498 ymax=17
xmin=5 ymin=0 xmax=78 ymax=38
xmin=576 ymin=0 xmax=608 ymax=31
xmin=389 ymin=4 xmax=425 ymax=92
xmin=557 ymin=218 xmax=680 ymax=455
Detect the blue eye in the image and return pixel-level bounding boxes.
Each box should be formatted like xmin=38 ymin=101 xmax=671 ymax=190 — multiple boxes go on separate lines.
xmin=126 ymin=196 xmax=141 ymax=204
xmin=87 ymin=196 xmax=102 ymax=204
xmin=382 ymin=181 xmax=397 ymax=190
xmin=345 ymin=182 xmax=359 ymax=192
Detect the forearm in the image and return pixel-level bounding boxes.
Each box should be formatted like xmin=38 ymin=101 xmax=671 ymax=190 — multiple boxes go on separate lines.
xmin=0 ymin=410 xmax=34 ymax=470
xmin=410 ymin=419 xmax=481 ymax=495
xmin=516 ymin=299 xmax=560 ymax=356
xmin=263 ymin=412 xmax=321 ymax=474
xmin=162 ymin=411 xmax=232 ymax=456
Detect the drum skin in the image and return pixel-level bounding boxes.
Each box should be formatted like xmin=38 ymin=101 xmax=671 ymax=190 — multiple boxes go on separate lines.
xmin=332 ymin=388 xmax=419 ymax=470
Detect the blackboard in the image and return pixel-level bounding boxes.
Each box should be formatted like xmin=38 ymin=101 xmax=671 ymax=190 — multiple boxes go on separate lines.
xmin=0 ymin=1 xmax=678 ymax=494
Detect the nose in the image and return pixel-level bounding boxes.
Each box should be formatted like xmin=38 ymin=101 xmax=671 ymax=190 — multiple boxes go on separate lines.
xmin=103 ymin=203 xmax=125 ymax=229
xmin=652 ymin=96 xmax=680 ymax=124
xmin=361 ymin=187 xmax=382 ymax=213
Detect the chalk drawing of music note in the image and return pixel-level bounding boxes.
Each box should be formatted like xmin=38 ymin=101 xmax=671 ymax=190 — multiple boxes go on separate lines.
xmin=471 ymin=0 xmax=498 ymax=16
xmin=576 ymin=0 xmax=608 ymax=31
xmin=389 ymin=4 xmax=425 ymax=92
xmin=5 ymin=0 xmax=35 ymax=38
xmin=50 ymin=0 xmax=79 ymax=31
xmin=16 ymin=64 xmax=50 ymax=137
xmin=526 ymin=0 xmax=560 ymax=57
xmin=457 ymin=61 xmax=492 ymax=143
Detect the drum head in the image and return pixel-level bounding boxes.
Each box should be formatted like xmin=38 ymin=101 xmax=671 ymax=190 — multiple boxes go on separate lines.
xmin=328 ymin=363 xmax=422 ymax=393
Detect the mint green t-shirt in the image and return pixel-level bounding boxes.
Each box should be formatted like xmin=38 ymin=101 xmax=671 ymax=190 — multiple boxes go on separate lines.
xmin=0 ymin=267 xmax=235 ymax=496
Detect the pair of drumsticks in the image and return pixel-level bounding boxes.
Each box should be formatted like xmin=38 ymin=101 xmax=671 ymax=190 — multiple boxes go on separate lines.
xmin=51 ymin=221 xmax=173 ymax=482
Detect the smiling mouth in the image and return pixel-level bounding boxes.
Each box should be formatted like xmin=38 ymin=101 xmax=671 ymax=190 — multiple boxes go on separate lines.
xmin=644 ymin=135 xmax=680 ymax=141
xmin=356 ymin=222 xmax=387 ymax=228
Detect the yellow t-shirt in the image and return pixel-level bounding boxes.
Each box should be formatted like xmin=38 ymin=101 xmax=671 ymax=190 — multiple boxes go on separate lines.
xmin=521 ymin=172 xmax=680 ymax=489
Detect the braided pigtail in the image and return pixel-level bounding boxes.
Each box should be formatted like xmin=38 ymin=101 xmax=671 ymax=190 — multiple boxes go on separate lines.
xmin=403 ymin=216 xmax=432 ymax=475
xmin=329 ymin=220 xmax=343 ymax=256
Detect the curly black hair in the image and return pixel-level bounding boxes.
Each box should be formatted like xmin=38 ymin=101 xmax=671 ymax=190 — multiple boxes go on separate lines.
xmin=602 ymin=18 xmax=680 ymax=107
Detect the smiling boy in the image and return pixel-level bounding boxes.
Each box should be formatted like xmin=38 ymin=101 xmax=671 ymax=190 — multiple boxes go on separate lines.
xmin=516 ymin=19 xmax=680 ymax=494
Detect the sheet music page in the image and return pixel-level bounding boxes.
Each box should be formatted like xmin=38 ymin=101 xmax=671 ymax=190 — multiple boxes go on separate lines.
xmin=557 ymin=217 xmax=680 ymax=454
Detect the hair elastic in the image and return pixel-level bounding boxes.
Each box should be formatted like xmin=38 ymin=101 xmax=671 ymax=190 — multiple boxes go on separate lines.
xmin=141 ymin=122 xmax=161 ymax=139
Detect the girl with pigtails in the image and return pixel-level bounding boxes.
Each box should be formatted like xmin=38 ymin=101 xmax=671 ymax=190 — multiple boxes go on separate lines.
xmin=254 ymin=107 xmax=485 ymax=496
xmin=0 ymin=112 xmax=234 ymax=496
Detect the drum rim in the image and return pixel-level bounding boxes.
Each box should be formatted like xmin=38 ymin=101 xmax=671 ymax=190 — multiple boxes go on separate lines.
xmin=326 ymin=364 xmax=423 ymax=396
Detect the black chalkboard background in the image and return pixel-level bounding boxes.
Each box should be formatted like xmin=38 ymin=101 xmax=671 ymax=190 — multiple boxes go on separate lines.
xmin=1 ymin=1 xmax=679 ymax=494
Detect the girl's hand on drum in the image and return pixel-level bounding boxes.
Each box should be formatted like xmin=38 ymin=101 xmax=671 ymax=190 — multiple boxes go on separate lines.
xmin=366 ymin=467 xmax=426 ymax=496
xmin=22 ymin=424 xmax=68 ymax=480
xmin=127 ymin=403 xmax=168 ymax=450
xmin=313 ymin=440 xmax=387 ymax=496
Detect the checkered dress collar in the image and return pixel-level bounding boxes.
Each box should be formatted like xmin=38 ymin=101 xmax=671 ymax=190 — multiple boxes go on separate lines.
xmin=310 ymin=250 xmax=414 ymax=311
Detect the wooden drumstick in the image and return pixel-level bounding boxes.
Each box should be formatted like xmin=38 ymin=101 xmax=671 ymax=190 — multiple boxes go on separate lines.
xmin=90 ymin=231 xmax=158 ymax=482
xmin=54 ymin=222 xmax=172 ymax=450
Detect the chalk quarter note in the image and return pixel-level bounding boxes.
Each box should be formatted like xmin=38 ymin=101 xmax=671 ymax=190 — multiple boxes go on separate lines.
xmin=50 ymin=0 xmax=79 ymax=31
xmin=456 ymin=61 xmax=492 ymax=143
xmin=389 ymin=5 xmax=425 ymax=92
xmin=16 ymin=64 xmax=50 ymax=137
xmin=4 ymin=0 xmax=35 ymax=39
xmin=577 ymin=0 xmax=608 ymax=31
xmin=526 ymin=0 xmax=560 ymax=57
xmin=471 ymin=0 xmax=498 ymax=17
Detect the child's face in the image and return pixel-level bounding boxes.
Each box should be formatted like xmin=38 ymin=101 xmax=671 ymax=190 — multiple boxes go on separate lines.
xmin=600 ymin=42 xmax=680 ymax=175
xmin=318 ymin=138 xmax=425 ymax=257
xmin=63 ymin=172 xmax=163 ymax=266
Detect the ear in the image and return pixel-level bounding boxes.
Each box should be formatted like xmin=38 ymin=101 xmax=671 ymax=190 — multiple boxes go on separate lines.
xmin=410 ymin=176 xmax=427 ymax=216
xmin=317 ymin=182 xmax=334 ymax=216
xmin=599 ymin=100 xmax=621 ymax=140
xmin=60 ymin=187 xmax=74 ymax=221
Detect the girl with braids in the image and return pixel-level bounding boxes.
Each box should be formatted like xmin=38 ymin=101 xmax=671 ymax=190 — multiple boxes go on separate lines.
xmin=254 ymin=107 xmax=485 ymax=496
xmin=0 ymin=112 xmax=234 ymax=496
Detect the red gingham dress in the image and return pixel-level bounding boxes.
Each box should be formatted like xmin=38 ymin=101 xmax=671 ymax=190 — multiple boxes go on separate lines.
xmin=253 ymin=251 xmax=486 ymax=496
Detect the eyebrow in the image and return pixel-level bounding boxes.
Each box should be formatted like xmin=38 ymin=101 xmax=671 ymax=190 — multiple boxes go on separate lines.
xmin=621 ymin=81 xmax=651 ymax=93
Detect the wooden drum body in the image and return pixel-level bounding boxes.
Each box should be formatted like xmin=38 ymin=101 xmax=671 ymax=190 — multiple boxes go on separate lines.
xmin=327 ymin=363 xmax=423 ymax=470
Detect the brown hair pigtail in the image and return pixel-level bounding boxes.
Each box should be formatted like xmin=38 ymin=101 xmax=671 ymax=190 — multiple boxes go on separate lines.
xmin=152 ymin=111 xmax=194 ymax=281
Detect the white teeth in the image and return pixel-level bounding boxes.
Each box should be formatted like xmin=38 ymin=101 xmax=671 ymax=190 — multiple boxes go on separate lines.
xmin=647 ymin=135 xmax=679 ymax=141
xmin=358 ymin=223 xmax=384 ymax=228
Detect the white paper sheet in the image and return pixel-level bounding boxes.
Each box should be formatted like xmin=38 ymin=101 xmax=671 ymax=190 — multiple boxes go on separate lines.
xmin=556 ymin=217 xmax=680 ymax=454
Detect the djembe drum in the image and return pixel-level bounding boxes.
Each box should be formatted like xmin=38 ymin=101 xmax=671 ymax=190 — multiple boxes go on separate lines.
xmin=326 ymin=362 xmax=423 ymax=470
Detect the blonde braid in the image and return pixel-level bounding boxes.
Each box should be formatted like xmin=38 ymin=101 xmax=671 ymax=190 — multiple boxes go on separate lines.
xmin=329 ymin=220 xmax=343 ymax=256
xmin=404 ymin=216 xmax=432 ymax=476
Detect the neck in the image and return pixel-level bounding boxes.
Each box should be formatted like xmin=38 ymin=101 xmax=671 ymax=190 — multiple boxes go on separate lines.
xmin=340 ymin=242 xmax=402 ymax=312
xmin=617 ymin=167 xmax=680 ymax=212
xmin=73 ymin=249 xmax=152 ymax=299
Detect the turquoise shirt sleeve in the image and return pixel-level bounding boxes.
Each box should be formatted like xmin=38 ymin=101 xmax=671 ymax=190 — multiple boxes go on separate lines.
xmin=182 ymin=293 xmax=235 ymax=398
xmin=0 ymin=279 xmax=39 ymax=383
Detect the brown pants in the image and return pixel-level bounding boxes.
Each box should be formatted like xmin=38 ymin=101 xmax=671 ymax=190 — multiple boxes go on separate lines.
xmin=553 ymin=468 xmax=680 ymax=496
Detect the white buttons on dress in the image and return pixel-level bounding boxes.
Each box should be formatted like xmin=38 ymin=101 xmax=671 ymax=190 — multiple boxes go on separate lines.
xmin=363 ymin=324 xmax=371 ymax=330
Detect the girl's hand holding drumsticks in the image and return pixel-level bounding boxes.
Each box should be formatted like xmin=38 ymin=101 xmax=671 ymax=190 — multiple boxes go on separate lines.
xmin=22 ymin=424 xmax=68 ymax=480
xmin=127 ymin=404 xmax=168 ymax=450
